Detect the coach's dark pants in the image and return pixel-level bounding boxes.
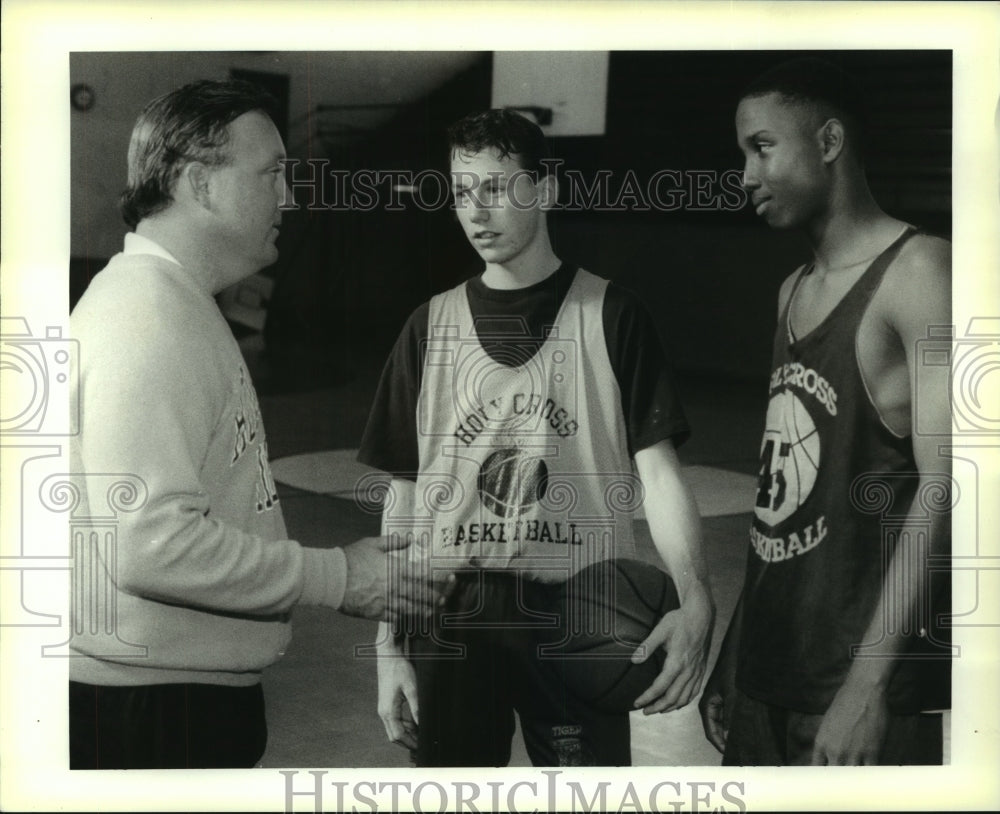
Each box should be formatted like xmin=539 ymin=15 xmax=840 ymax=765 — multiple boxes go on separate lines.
xmin=408 ymin=571 xmax=631 ymax=767
xmin=69 ymin=681 xmax=267 ymax=769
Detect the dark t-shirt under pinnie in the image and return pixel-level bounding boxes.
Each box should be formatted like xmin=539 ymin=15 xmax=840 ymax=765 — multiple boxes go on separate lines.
xmin=359 ymin=263 xmax=690 ymax=478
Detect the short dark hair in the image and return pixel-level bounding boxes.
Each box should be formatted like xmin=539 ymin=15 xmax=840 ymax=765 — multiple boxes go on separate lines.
xmin=446 ymin=108 xmax=552 ymax=178
xmin=120 ymin=79 xmax=277 ymax=229
xmin=740 ymin=57 xmax=869 ymax=161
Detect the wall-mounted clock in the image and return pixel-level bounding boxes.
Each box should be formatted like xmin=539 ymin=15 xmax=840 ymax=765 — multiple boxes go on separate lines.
xmin=71 ymin=83 xmax=95 ymax=112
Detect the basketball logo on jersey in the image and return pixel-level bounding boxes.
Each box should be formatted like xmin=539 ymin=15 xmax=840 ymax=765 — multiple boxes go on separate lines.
xmin=477 ymin=446 xmax=548 ymax=518
xmin=754 ymin=389 xmax=820 ymax=526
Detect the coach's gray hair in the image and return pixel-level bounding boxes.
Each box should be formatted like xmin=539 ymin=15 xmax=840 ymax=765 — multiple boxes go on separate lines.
xmin=120 ymin=79 xmax=276 ymax=229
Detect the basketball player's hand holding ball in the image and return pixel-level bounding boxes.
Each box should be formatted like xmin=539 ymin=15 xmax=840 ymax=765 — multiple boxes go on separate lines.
xmin=630 ymin=585 xmax=714 ymax=715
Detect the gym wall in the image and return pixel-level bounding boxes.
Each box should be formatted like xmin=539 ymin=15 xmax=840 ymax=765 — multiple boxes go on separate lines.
xmin=69 ymin=51 xmax=950 ymax=385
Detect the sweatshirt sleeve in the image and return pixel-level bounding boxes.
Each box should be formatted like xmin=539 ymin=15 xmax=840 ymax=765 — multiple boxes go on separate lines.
xmin=73 ymin=267 xmax=346 ymax=616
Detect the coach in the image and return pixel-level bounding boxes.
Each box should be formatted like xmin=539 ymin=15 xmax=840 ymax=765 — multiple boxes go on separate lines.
xmin=68 ymin=79 xmax=452 ymax=770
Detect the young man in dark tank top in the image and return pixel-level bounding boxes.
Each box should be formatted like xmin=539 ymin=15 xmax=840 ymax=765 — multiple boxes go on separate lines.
xmin=699 ymin=58 xmax=952 ymax=765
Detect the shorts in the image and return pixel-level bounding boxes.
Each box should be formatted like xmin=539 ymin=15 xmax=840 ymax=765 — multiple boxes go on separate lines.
xmin=407 ymin=570 xmax=631 ymax=767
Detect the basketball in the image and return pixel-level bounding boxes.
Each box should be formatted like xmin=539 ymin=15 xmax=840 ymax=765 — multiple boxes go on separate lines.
xmin=477 ymin=447 xmax=548 ymax=518
xmin=545 ymin=558 xmax=680 ymax=714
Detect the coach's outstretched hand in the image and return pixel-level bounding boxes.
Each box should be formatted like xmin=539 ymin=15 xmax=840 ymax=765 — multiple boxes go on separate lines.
xmin=341 ymin=535 xmax=455 ymax=622
xmin=631 ymin=585 xmax=714 ymax=714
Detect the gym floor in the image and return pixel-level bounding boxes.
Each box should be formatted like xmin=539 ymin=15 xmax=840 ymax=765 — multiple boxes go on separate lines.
xmin=245 ymin=334 xmax=768 ymax=768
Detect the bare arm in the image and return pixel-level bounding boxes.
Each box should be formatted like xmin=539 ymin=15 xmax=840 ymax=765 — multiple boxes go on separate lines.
xmin=812 ymin=238 xmax=952 ymax=765
xmin=631 ymin=439 xmax=715 ymax=713
xmin=697 ymin=270 xmax=805 ymax=748
xmin=375 ymin=478 xmax=422 ymax=750
xmin=699 ymin=588 xmax=745 ymax=752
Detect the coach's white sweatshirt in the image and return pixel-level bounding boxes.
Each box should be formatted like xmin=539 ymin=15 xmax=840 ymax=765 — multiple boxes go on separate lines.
xmin=68 ymin=234 xmax=345 ymax=687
